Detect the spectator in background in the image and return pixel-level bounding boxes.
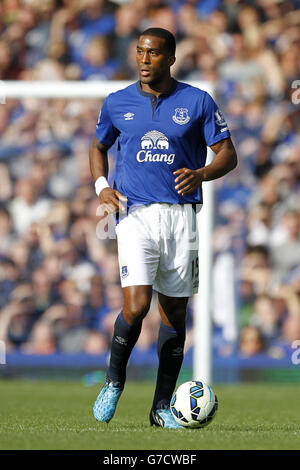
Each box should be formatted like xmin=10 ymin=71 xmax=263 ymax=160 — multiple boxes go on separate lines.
xmin=239 ymin=326 xmax=264 ymax=357
xmin=51 ymin=292 xmax=90 ymax=353
xmin=0 ymin=302 xmax=25 ymax=351
xmin=22 ymin=320 xmax=56 ymax=355
xmin=112 ymin=3 xmax=141 ymax=68
xmin=83 ymin=274 xmax=105 ymax=329
xmin=9 ymin=178 xmax=52 ymax=235
xmin=24 ymin=0 xmax=57 ymax=68
xmin=248 ymin=172 xmax=288 ymax=227
xmin=240 ymin=245 xmax=272 ymax=294
xmin=46 ymin=201 xmax=72 ymax=239
xmin=239 ymin=278 xmax=256 ymax=329
xmin=270 ymin=211 xmax=300 ymax=284
xmin=32 ymin=267 xmax=55 ymax=317
xmin=0 ymin=39 xmax=12 ymax=79
xmin=266 ymin=282 xmax=300 ymax=358
xmin=249 ymin=294 xmax=281 ymax=346
xmin=0 ymin=0 xmax=299 ymax=361
xmin=147 ymin=5 xmax=177 ymax=36
xmin=83 ymin=329 xmax=108 ymax=354
xmin=0 ymin=258 xmax=18 ymax=309
xmin=64 ymin=0 xmax=116 ymax=68
xmin=185 ymin=51 xmax=218 ymax=84
xmin=247 ymin=204 xmax=275 ymax=248
xmin=218 ymin=32 xmax=264 ymax=86
xmin=80 ymin=35 xmax=120 ymax=80
xmin=98 ymin=283 xmax=124 ymax=336
xmin=0 ymin=209 xmax=15 ymax=255
xmin=4 ymin=284 xmax=37 ymax=348
xmin=9 ymin=240 xmax=31 ymax=281
xmin=281 ymin=315 xmax=300 ymax=346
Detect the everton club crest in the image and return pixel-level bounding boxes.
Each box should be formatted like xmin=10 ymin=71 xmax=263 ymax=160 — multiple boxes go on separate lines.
xmin=214 ymin=109 xmax=227 ymax=126
xmin=172 ymin=108 xmax=190 ymax=125
xmin=121 ymin=265 xmax=129 ymax=278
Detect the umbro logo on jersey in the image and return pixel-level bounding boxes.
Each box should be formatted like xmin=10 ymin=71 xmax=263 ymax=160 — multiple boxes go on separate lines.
xmin=136 ymin=130 xmax=175 ymax=165
xmin=124 ymin=112 xmax=135 ymax=120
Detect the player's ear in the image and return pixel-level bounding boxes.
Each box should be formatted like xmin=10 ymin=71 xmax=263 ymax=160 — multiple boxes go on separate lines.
xmin=168 ymin=55 xmax=176 ymax=67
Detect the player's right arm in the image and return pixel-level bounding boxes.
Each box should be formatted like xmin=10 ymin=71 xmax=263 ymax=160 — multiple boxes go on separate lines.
xmin=89 ymin=135 xmax=127 ymax=212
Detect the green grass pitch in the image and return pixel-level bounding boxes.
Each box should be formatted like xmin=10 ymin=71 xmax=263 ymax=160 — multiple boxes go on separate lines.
xmin=0 ymin=379 xmax=299 ymax=450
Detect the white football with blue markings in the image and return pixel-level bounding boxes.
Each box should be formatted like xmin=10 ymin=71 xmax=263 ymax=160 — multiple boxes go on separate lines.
xmin=170 ymin=380 xmax=218 ymax=428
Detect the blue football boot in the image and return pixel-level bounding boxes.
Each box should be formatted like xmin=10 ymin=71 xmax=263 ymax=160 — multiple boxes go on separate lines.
xmin=150 ymin=404 xmax=184 ymax=429
xmin=93 ymin=379 xmax=123 ymax=423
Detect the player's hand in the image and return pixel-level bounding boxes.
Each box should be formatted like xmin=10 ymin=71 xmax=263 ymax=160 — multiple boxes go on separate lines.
xmin=99 ymin=188 xmax=127 ymax=214
xmin=173 ymin=168 xmax=203 ymax=196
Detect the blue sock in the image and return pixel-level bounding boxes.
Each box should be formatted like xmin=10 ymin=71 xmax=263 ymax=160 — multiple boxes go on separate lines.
xmin=107 ymin=312 xmax=142 ymax=386
xmin=152 ymin=323 xmax=186 ymax=409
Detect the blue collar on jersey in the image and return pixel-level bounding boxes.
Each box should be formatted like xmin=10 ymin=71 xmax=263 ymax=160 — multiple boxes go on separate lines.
xmin=136 ymin=78 xmax=178 ymax=97
xmin=136 ymin=78 xmax=178 ymax=98
xmin=136 ymin=79 xmax=178 ymax=112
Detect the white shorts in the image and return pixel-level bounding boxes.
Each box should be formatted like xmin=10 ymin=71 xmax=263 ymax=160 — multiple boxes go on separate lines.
xmin=116 ymin=203 xmax=200 ymax=297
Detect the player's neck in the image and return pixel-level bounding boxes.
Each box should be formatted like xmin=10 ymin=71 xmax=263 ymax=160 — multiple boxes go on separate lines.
xmin=140 ymin=76 xmax=174 ymax=98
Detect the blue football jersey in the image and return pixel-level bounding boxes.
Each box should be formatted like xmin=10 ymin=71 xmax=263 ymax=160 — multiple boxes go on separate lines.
xmin=95 ymin=80 xmax=230 ymax=207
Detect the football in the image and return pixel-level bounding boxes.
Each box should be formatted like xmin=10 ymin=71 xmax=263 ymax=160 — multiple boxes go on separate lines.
xmin=170 ymin=380 xmax=218 ymax=428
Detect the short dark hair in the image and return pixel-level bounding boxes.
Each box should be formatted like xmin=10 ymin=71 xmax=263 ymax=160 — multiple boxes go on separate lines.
xmin=139 ymin=28 xmax=176 ymax=56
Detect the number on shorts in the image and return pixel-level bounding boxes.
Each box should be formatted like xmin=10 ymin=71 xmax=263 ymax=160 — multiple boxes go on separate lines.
xmin=192 ymin=257 xmax=199 ymax=280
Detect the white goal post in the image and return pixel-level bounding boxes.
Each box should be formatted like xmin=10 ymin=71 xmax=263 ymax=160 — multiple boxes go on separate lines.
xmin=3 ymin=79 xmax=215 ymax=384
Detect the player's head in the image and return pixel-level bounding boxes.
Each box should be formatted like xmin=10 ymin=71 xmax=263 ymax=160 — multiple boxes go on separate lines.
xmin=136 ymin=28 xmax=176 ymax=85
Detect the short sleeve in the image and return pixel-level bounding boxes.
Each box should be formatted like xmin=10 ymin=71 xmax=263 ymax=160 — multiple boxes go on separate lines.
xmin=95 ymin=96 xmax=119 ymax=147
xmin=201 ymin=92 xmax=231 ymax=147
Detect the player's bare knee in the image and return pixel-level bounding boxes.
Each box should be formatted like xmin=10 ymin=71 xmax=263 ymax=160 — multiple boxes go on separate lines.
xmin=123 ymin=298 xmax=151 ymax=324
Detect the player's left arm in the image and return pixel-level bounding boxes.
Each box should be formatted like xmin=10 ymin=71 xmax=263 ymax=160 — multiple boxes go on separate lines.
xmin=174 ymin=137 xmax=237 ymax=196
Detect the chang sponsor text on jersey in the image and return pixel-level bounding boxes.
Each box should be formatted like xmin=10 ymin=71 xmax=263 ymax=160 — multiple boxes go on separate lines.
xmin=95 ymin=80 xmax=230 ymax=207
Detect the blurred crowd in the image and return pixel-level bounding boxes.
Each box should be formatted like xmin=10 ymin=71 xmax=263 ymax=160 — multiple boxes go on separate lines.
xmin=0 ymin=0 xmax=300 ymax=361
